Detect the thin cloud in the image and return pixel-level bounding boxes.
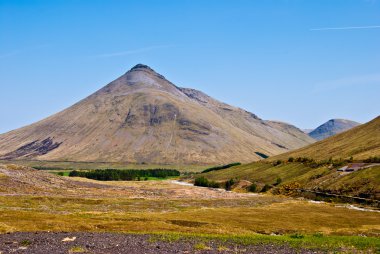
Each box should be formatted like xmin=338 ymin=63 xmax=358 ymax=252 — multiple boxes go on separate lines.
xmin=313 ymin=74 xmax=380 ymax=93
xmin=310 ymin=25 xmax=380 ymax=31
xmin=0 ymin=44 xmax=50 ymax=59
xmin=0 ymin=51 xmax=21 ymax=59
xmin=94 ymin=45 xmax=175 ymax=58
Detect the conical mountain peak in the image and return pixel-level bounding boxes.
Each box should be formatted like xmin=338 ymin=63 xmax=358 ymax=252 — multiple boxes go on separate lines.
xmin=124 ymin=63 xmax=169 ymax=84
xmin=0 ymin=65 xmax=314 ymax=164
xmin=129 ymin=64 xmax=155 ymax=72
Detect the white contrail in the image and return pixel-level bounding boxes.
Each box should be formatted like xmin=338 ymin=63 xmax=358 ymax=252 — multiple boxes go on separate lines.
xmin=310 ymin=25 xmax=380 ymax=31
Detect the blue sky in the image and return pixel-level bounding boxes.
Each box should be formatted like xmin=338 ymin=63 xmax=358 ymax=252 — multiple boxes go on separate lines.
xmin=0 ymin=0 xmax=379 ymax=134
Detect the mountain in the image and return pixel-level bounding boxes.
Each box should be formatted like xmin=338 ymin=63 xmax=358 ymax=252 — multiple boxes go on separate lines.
xmin=0 ymin=64 xmax=314 ymax=165
xmin=308 ymin=119 xmax=361 ymax=140
xmin=273 ymin=116 xmax=380 ymax=161
xmin=302 ymin=129 xmax=313 ymax=134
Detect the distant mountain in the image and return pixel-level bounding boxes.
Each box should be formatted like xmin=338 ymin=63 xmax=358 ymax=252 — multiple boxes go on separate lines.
xmin=302 ymin=129 xmax=313 ymax=134
xmin=309 ymin=119 xmax=361 ymax=140
xmin=273 ymin=116 xmax=380 ymax=161
xmin=0 ymin=64 xmax=313 ymax=165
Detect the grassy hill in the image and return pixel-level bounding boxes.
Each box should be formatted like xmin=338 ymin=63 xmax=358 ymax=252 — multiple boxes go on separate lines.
xmin=271 ymin=116 xmax=380 ymax=161
xmin=198 ymin=162 xmax=380 ymax=201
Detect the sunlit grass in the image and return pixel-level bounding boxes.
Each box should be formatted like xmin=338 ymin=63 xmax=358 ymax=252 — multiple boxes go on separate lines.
xmin=150 ymin=232 xmax=380 ymax=252
xmin=0 ymin=196 xmax=378 ymax=236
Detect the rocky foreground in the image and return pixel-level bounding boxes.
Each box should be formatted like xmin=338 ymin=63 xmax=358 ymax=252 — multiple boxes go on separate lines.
xmin=0 ymin=232 xmax=325 ymax=254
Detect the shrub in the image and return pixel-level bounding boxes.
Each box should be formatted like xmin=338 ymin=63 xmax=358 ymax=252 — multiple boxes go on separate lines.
xmin=208 ymin=181 xmax=221 ymax=188
xmin=57 ymin=172 xmax=64 ymax=176
xmin=194 ymin=177 xmax=220 ymax=188
xmin=248 ymin=183 xmax=257 ymax=192
xmin=273 ymin=160 xmax=282 ymax=166
xmin=274 ymin=177 xmax=282 ymax=186
xmin=288 ymin=157 xmax=294 ymax=162
xmin=225 ymin=178 xmax=235 ymax=191
xmin=332 ymin=160 xmax=344 ymax=167
xmin=278 ymin=182 xmax=301 ymax=195
xmin=261 ymin=184 xmax=272 ymax=193
xmin=290 ymin=233 xmax=305 ymax=239
xmin=363 ymin=156 xmax=380 ymax=163
xmin=194 ymin=177 xmax=209 ymax=187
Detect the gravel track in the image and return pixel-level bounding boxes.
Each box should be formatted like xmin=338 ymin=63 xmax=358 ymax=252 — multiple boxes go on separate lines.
xmin=0 ymin=232 xmax=325 ymax=254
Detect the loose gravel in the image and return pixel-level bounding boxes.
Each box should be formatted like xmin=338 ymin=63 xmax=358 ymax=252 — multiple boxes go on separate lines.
xmin=0 ymin=232 xmax=326 ymax=254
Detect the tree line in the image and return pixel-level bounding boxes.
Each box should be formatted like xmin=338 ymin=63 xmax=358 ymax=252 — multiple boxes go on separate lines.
xmin=201 ymin=162 xmax=241 ymax=173
xmin=69 ymin=168 xmax=180 ymax=181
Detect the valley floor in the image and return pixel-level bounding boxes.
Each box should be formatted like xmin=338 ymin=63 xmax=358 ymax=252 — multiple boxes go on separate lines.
xmin=0 ymin=164 xmax=379 ymax=253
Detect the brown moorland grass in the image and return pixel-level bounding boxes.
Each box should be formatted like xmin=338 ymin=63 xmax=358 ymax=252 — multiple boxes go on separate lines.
xmin=0 ymin=196 xmax=379 ymax=236
xmin=0 ymin=164 xmax=379 ymax=251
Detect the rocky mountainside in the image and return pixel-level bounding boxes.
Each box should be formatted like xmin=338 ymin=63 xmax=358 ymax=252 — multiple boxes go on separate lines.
xmin=0 ymin=64 xmax=314 ymax=164
xmin=309 ymin=119 xmax=361 ymax=140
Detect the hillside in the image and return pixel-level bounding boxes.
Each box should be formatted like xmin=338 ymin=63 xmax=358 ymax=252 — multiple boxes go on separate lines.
xmin=272 ymin=116 xmax=380 ymax=161
xmin=197 ymin=116 xmax=380 ymax=200
xmin=198 ymin=162 xmax=380 ymax=200
xmin=0 ymin=64 xmax=313 ymax=165
xmin=309 ymin=119 xmax=361 ymax=140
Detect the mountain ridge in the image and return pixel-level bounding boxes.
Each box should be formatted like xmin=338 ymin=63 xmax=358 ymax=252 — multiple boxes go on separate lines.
xmin=0 ymin=64 xmax=314 ymax=164
xmin=309 ymin=119 xmax=361 ymax=140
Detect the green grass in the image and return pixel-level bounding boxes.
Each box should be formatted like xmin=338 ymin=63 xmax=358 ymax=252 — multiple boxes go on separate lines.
xmin=20 ymin=239 xmax=32 ymax=246
xmin=142 ymin=176 xmax=178 ymax=181
xmin=149 ymin=232 xmax=380 ymax=252
xmin=49 ymin=171 xmax=71 ymax=176
xmin=69 ymin=246 xmax=86 ymax=253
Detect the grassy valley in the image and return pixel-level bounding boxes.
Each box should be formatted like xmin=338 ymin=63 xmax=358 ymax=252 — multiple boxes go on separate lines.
xmin=0 ymin=164 xmax=379 ymax=252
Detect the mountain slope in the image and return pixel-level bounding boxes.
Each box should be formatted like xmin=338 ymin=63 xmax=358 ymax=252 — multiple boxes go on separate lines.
xmin=309 ymin=119 xmax=361 ymax=140
xmin=0 ymin=64 xmax=313 ymax=164
xmin=273 ymin=116 xmax=380 ymax=161
xmin=197 ymin=117 xmax=379 ymax=200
